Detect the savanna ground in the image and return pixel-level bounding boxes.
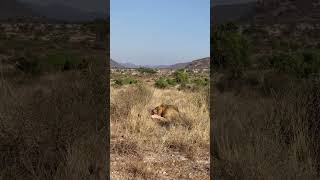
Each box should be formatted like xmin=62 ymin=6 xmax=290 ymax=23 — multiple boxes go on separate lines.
xmin=0 ymin=21 xmax=109 ymax=179
xmin=110 ymin=68 xmax=210 ymax=179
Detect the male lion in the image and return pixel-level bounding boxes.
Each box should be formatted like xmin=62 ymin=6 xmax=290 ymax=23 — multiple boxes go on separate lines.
xmin=151 ymin=104 xmax=191 ymax=129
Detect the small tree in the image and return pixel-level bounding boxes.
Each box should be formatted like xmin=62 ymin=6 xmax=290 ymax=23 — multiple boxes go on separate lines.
xmin=174 ymin=69 xmax=189 ymax=85
xmin=155 ymin=77 xmax=169 ymax=88
xmin=212 ymin=22 xmax=250 ymax=79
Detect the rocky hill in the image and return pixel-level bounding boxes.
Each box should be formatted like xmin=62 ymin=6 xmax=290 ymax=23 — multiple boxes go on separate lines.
xmin=0 ymin=0 xmax=106 ymax=22
xmin=254 ymin=0 xmax=320 ymax=24
xmin=110 ymin=59 xmax=125 ymax=69
xmin=212 ymin=0 xmax=320 ymax=25
xmin=212 ymin=2 xmax=257 ymax=25
xmin=185 ymin=57 xmax=210 ymax=69
xmin=110 ymin=57 xmax=210 ymax=69
xmin=0 ymin=0 xmax=36 ymax=21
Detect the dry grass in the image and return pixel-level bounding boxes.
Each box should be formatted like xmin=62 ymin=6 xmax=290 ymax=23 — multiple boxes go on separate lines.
xmin=110 ymin=84 xmax=210 ymax=179
xmin=0 ymin=64 xmax=108 ymax=180
xmin=211 ymin=79 xmax=320 ymax=179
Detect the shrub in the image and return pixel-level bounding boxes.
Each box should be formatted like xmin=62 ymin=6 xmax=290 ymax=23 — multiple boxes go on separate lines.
xmin=192 ymin=78 xmax=208 ymax=87
xmin=155 ymin=77 xmax=169 ymax=88
xmin=268 ymin=49 xmax=320 ymax=78
xmin=212 ymin=22 xmax=250 ymax=79
xmin=154 ymin=77 xmax=177 ymax=88
xmin=174 ymin=69 xmax=189 ymax=85
xmin=114 ymin=76 xmax=138 ymax=86
xmin=167 ymin=78 xmax=177 ymax=86
xmin=137 ymin=67 xmax=157 ymax=74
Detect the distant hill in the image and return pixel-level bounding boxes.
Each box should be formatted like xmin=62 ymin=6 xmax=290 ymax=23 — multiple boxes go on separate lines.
xmin=0 ymin=0 xmax=106 ymax=22
xmin=110 ymin=59 xmax=125 ymax=69
xmin=120 ymin=62 xmax=139 ymax=68
xmin=253 ymin=0 xmax=320 ymax=24
xmin=148 ymin=62 xmax=190 ymax=69
xmin=212 ymin=2 xmax=257 ymax=24
xmin=185 ymin=57 xmax=210 ymax=69
xmin=0 ymin=0 xmax=36 ymax=21
xmin=211 ymin=0 xmax=320 ymax=25
xmin=27 ymin=3 xmax=106 ymax=22
xmin=146 ymin=57 xmax=209 ymax=69
xmin=110 ymin=57 xmax=210 ymax=70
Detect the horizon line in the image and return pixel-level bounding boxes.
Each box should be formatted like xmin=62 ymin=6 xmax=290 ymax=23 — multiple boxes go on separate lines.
xmin=110 ymin=56 xmax=210 ymax=66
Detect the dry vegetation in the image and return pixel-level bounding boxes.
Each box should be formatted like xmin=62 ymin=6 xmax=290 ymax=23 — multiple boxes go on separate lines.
xmin=0 ymin=66 xmax=108 ymax=180
xmin=212 ymin=81 xmax=320 ymax=179
xmin=211 ymin=21 xmax=320 ymax=179
xmin=0 ymin=21 xmax=108 ymax=180
xmin=110 ymin=71 xmax=210 ymax=179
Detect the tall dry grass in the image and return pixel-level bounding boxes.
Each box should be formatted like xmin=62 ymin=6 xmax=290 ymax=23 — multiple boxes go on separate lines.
xmin=0 ymin=63 xmax=108 ymax=180
xmin=110 ymin=84 xmax=210 ymax=179
xmin=211 ymin=78 xmax=320 ymax=179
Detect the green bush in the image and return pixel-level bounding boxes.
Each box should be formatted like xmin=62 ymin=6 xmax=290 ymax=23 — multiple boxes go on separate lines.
xmin=154 ymin=77 xmax=177 ymax=88
xmin=212 ymin=22 xmax=250 ymax=79
xmin=114 ymin=77 xmax=138 ymax=86
xmin=271 ymin=39 xmax=302 ymax=52
xmin=174 ymin=69 xmax=189 ymax=85
xmin=192 ymin=78 xmax=209 ymax=87
xmin=137 ymin=67 xmax=157 ymax=74
xmin=268 ymin=49 xmax=320 ymax=78
xmin=155 ymin=77 xmax=169 ymax=88
xmin=167 ymin=78 xmax=177 ymax=86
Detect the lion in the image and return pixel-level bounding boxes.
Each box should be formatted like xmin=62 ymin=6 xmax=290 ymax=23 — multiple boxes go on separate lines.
xmin=150 ymin=104 xmax=191 ymax=129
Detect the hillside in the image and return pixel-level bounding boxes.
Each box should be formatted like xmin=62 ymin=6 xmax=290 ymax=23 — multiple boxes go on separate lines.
xmin=110 ymin=59 xmax=125 ymax=69
xmin=185 ymin=57 xmax=210 ymax=69
xmin=211 ymin=2 xmax=257 ymax=25
xmin=254 ymin=0 xmax=320 ymax=24
xmin=26 ymin=3 xmax=106 ymax=22
xmin=211 ymin=0 xmax=320 ymax=25
xmin=0 ymin=0 xmax=36 ymax=20
xmin=0 ymin=0 xmax=106 ymax=22
xmin=110 ymin=57 xmax=210 ymax=69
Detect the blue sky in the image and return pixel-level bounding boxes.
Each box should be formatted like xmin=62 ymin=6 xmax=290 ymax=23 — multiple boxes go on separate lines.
xmin=111 ymin=0 xmax=210 ymax=66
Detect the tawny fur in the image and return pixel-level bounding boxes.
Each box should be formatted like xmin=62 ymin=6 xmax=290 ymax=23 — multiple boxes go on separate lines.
xmin=151 ymin=104 xmax=191 ymax=128
xmin=151 ymin=104 xmax=179 ymax=118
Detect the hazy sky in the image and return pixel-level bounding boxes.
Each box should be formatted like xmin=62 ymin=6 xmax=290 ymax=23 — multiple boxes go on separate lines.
xmin=111 ymin=0 xmax=210 ymax=65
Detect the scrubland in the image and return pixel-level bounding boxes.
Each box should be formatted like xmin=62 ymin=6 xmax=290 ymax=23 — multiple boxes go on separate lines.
xmin=0 ymin=22 xmax=109 ymax=180
xmin=212 ymin=22 xmax=320 ymax=179
xmin=110 ymin=71 xmax=210 ymax=179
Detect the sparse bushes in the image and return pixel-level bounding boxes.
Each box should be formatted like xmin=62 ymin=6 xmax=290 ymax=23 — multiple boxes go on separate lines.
xmin=154 ymin=70 xmax=208 ymax=90
xmin=14 ymin=52 xmax=92 ymax=75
